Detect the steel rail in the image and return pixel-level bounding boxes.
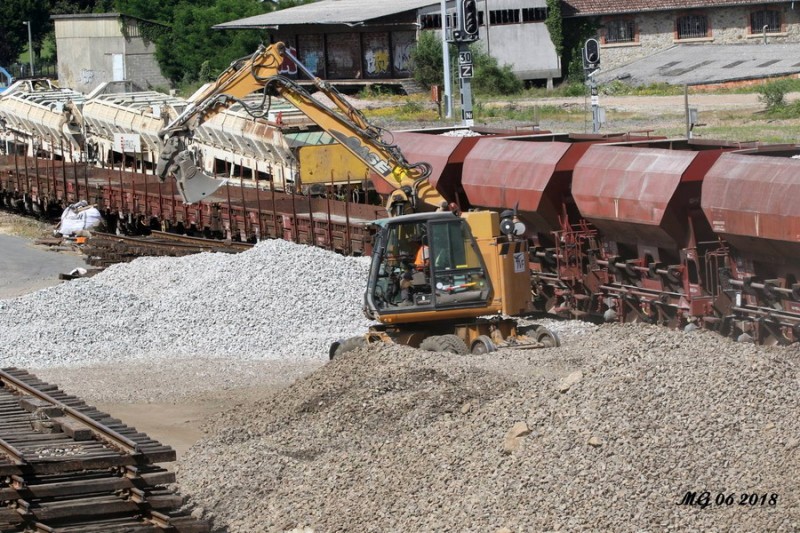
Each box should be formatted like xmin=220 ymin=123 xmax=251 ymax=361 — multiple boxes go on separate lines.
xmin=0 ymin=436 xmax=26 ymax=464
xmin=0 ymin=369 xmax=141 ymax=455
xmin=149 ymin=230 xmax=254 ymax=249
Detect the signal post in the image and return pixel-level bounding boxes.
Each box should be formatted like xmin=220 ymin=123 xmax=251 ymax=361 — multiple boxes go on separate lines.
xmin=583 ymin=38 xmax=603 ymax=133
xmin=451 ymin=0 xmax=480 ymax=127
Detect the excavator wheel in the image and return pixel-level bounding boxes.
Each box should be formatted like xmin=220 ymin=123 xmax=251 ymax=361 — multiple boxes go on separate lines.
xmin=535 ymin=326 xmax=561 ymax=348
xmin=329 ymin=336 xmax=367 ymax=360
xmin=420 ymin=334 xmax=469 ymax=355
xmin=470 ymin=335 xmax=497 ymax=354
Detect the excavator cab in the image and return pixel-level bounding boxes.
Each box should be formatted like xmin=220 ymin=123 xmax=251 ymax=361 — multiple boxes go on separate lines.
xmin=331 ymin=210 xmax=558 ymax=359
xmin=364 ymin=212 xmax=493 ymax=322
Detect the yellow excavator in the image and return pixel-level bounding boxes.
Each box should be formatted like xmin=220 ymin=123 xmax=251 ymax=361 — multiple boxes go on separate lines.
xmin=154 ymin=41 xmax=559 ymax=356
xmin=331 ymin=208 xmax=560 ymax=357
xmin=155 ymin=41 xmax=442 ymax=215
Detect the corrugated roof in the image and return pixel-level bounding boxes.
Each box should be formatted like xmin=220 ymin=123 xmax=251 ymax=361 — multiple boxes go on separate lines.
xmin=214 ymin=0 xmax=438 ymax=29
xmin=563 ymin=0 xmax=783 ymax=17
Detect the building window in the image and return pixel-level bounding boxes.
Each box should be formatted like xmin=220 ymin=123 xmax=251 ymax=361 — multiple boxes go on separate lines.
xmin=676 ymin=13 xmax=709 ymax=39
xmin=420 ymin=14 xmax=442 ymax=29
xmin=521 ymin=7 xmax=547 ymax=23
xmin=604 ymin=18 xmax=636 ymax=43
xmin=751 ymin=9 xmax=781 ymax=33
xmin=489 ymin=9 xmax=520 ymax=25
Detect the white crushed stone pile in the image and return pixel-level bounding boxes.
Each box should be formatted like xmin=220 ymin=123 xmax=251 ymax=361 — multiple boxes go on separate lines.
xmin=0 ymin=239 xmax=372 ymax=367
xmin=178 ymin=324 xmax=800 ymax=532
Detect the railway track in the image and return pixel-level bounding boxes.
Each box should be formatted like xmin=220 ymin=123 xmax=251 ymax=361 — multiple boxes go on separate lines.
xmin=0 ymin=368 xmax=209 ymax=532
xmin=82 ymin=231 xmax=254 ymax=267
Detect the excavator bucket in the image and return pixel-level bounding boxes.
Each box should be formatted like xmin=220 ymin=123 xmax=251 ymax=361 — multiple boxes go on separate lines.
xmin=171 ymin=151 xmax=227 ymax=204
xmin=156 ymin=137 xmax=226 ymax=204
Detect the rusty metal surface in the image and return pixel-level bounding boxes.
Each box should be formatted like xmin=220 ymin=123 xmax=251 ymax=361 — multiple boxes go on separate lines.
xmin=572 ymin=145 xmax=725 ymax=247
xmin=702 ymin=152 xmax=800 ymax=261
xmin=379 ymin=132 xmax=479 ymax=198
xmin=461 ymin=138 xmax=574 ymax=232
xmin=0 ymin=154 xmax=383 ymax=255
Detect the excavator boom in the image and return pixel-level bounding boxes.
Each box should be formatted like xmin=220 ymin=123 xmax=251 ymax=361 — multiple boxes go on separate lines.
xmin=156 ymin=42 xmax=440 ymax=210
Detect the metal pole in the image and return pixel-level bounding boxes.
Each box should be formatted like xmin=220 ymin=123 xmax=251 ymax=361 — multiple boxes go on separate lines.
xmin=588 ymin=70 xmax=600 ymax=134
xmin=441 ymin=0 xmax=453 ymax=118
xmin=238 ymin=160 xmax=248 ymax=240
xmin=327 ymin=173 xmax=334 ymax=251
xmin=344 ymin=173 xmax=352 ymax=255
xmin=254 ymin=162 xmax=263 ymax=241
xmin=23 ymin=22 xmax=34 ymax=76
xmin=269 ymin=166 xmax=278 ymax=240
xmin=458 ymin=42 xmax=474 ymax=127
xmin=684 ymin=84 xmax=691 ymax=140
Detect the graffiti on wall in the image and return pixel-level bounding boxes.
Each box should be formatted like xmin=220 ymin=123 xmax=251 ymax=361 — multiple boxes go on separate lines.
xmin=279 ymin=46 xmax=298 ymax=75
xmin=365 ymin=48 xmax=390 ymax=75
xmin=301 ymin=51 xmax=323 ymax=75
xmin=393 ymin=43 xmax=413 ymax=74
xmin=79 ymin=69 xmax=96 ymax=85
xmin=392 ymin=32 xmax=416 ymax=76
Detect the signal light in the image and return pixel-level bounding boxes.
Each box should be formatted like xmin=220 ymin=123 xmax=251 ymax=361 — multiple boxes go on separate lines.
xmin=583 ymin=38 xmax=600 ymax=70
xmin=462 ymin=0 xmax=479 ymax=40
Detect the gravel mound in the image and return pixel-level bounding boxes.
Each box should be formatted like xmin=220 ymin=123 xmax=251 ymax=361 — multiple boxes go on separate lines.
xmin=178 ymin=324 xmax=800 ymax=532
xmin=0 ymin=239 xmax=372 ymax=367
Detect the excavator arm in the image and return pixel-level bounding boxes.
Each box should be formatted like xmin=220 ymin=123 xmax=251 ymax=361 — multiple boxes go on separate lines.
xmin=157 ymin=42 xmax=441 ymax=212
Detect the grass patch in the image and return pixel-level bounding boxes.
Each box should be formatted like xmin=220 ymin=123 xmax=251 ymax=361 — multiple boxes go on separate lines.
xmin=365 ymin=102 xmax=440 ymax=122
xmin=762 ymin=101 xmax=800 ymax=119
xmin=0 ymin=212 xmax=51 ymax=240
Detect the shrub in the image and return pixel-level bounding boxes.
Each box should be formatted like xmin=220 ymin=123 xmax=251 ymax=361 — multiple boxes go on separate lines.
xmin=757 ymin=79 xmax=792 ymax=109
xmin=411 ymin=31 xmax=447 ymax=89
xmin=472 ymin=49 xmax=523 ymax=96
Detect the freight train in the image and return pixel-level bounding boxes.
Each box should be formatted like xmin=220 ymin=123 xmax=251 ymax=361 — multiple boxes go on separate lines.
xmin=0 ymin=78 xmax=797 ymax=345
xmin=397 ymin=131 xmax=800 ymax=346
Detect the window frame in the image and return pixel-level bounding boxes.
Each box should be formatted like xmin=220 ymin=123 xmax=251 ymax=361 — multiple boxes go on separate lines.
xmin=748 ymin=8 xmax=783 ymax=35
xmin=601 ymin=16 xmax=638 ymax=44
xmin=521 ymin=7 xmax=548 ymax=23
xmin=489 ymin=9 xmax=521 ymax=26
xmin=675 ymin=11 xmax=711 ymax=41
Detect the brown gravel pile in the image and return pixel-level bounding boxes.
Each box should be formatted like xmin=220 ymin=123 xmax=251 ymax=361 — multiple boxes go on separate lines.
xmin=178 ymin=323 xmax=799 ymax=532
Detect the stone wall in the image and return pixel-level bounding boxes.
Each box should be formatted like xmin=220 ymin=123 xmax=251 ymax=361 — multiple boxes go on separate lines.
xmin=598 ymin=6 xmax=800 ymax=71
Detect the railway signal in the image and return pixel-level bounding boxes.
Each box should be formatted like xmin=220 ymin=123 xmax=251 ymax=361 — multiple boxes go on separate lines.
xmin=583 ymin=38 xmax=600 ymax=71
xmin=452 ymin=1 xmax=480 ymax=126
xmin=461 ymin=0 xmax=480 ymax=41
xmin=583 ymin=38 xmax=603 ymax=133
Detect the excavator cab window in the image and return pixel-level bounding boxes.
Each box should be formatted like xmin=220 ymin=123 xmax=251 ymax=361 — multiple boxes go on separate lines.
xmin=368 ymin=216 xmax=491 ymax=313
xmin=429 ymin=220 xmax=491 ymax=308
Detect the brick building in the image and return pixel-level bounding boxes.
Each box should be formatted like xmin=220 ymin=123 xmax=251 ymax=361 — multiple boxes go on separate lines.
xmin=562 ymin=0 xmax=800 ymax=72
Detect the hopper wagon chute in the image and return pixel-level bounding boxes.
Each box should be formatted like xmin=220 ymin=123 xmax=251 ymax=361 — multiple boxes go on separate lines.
xmin=81 ymin=81 xmax=188 ymax=167
xmin=0 ymin=79 xmax=86 ymax=158
xmin=571 ymin=144 xmax=730 ymax=326
xmin=701 ymin=151 xmax=800 ymax=344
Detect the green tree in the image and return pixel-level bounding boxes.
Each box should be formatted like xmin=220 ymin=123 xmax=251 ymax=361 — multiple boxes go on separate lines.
xmin=154 ymin=0 xmax=266 ymax=84
xmin=471 ymin=44 xmax=523 ymax=95
xmin=411 ymin=31 xmax=521 ymax=96
xmin=115 ymin=0 xmax=183 ymax=24
xmin=410 ymin=30 xmax=451 ymax=89
xmin=0 ymin=0 xmax=50 ymax=67
xmin=544 ymin=0 xmax=563 ymax=56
